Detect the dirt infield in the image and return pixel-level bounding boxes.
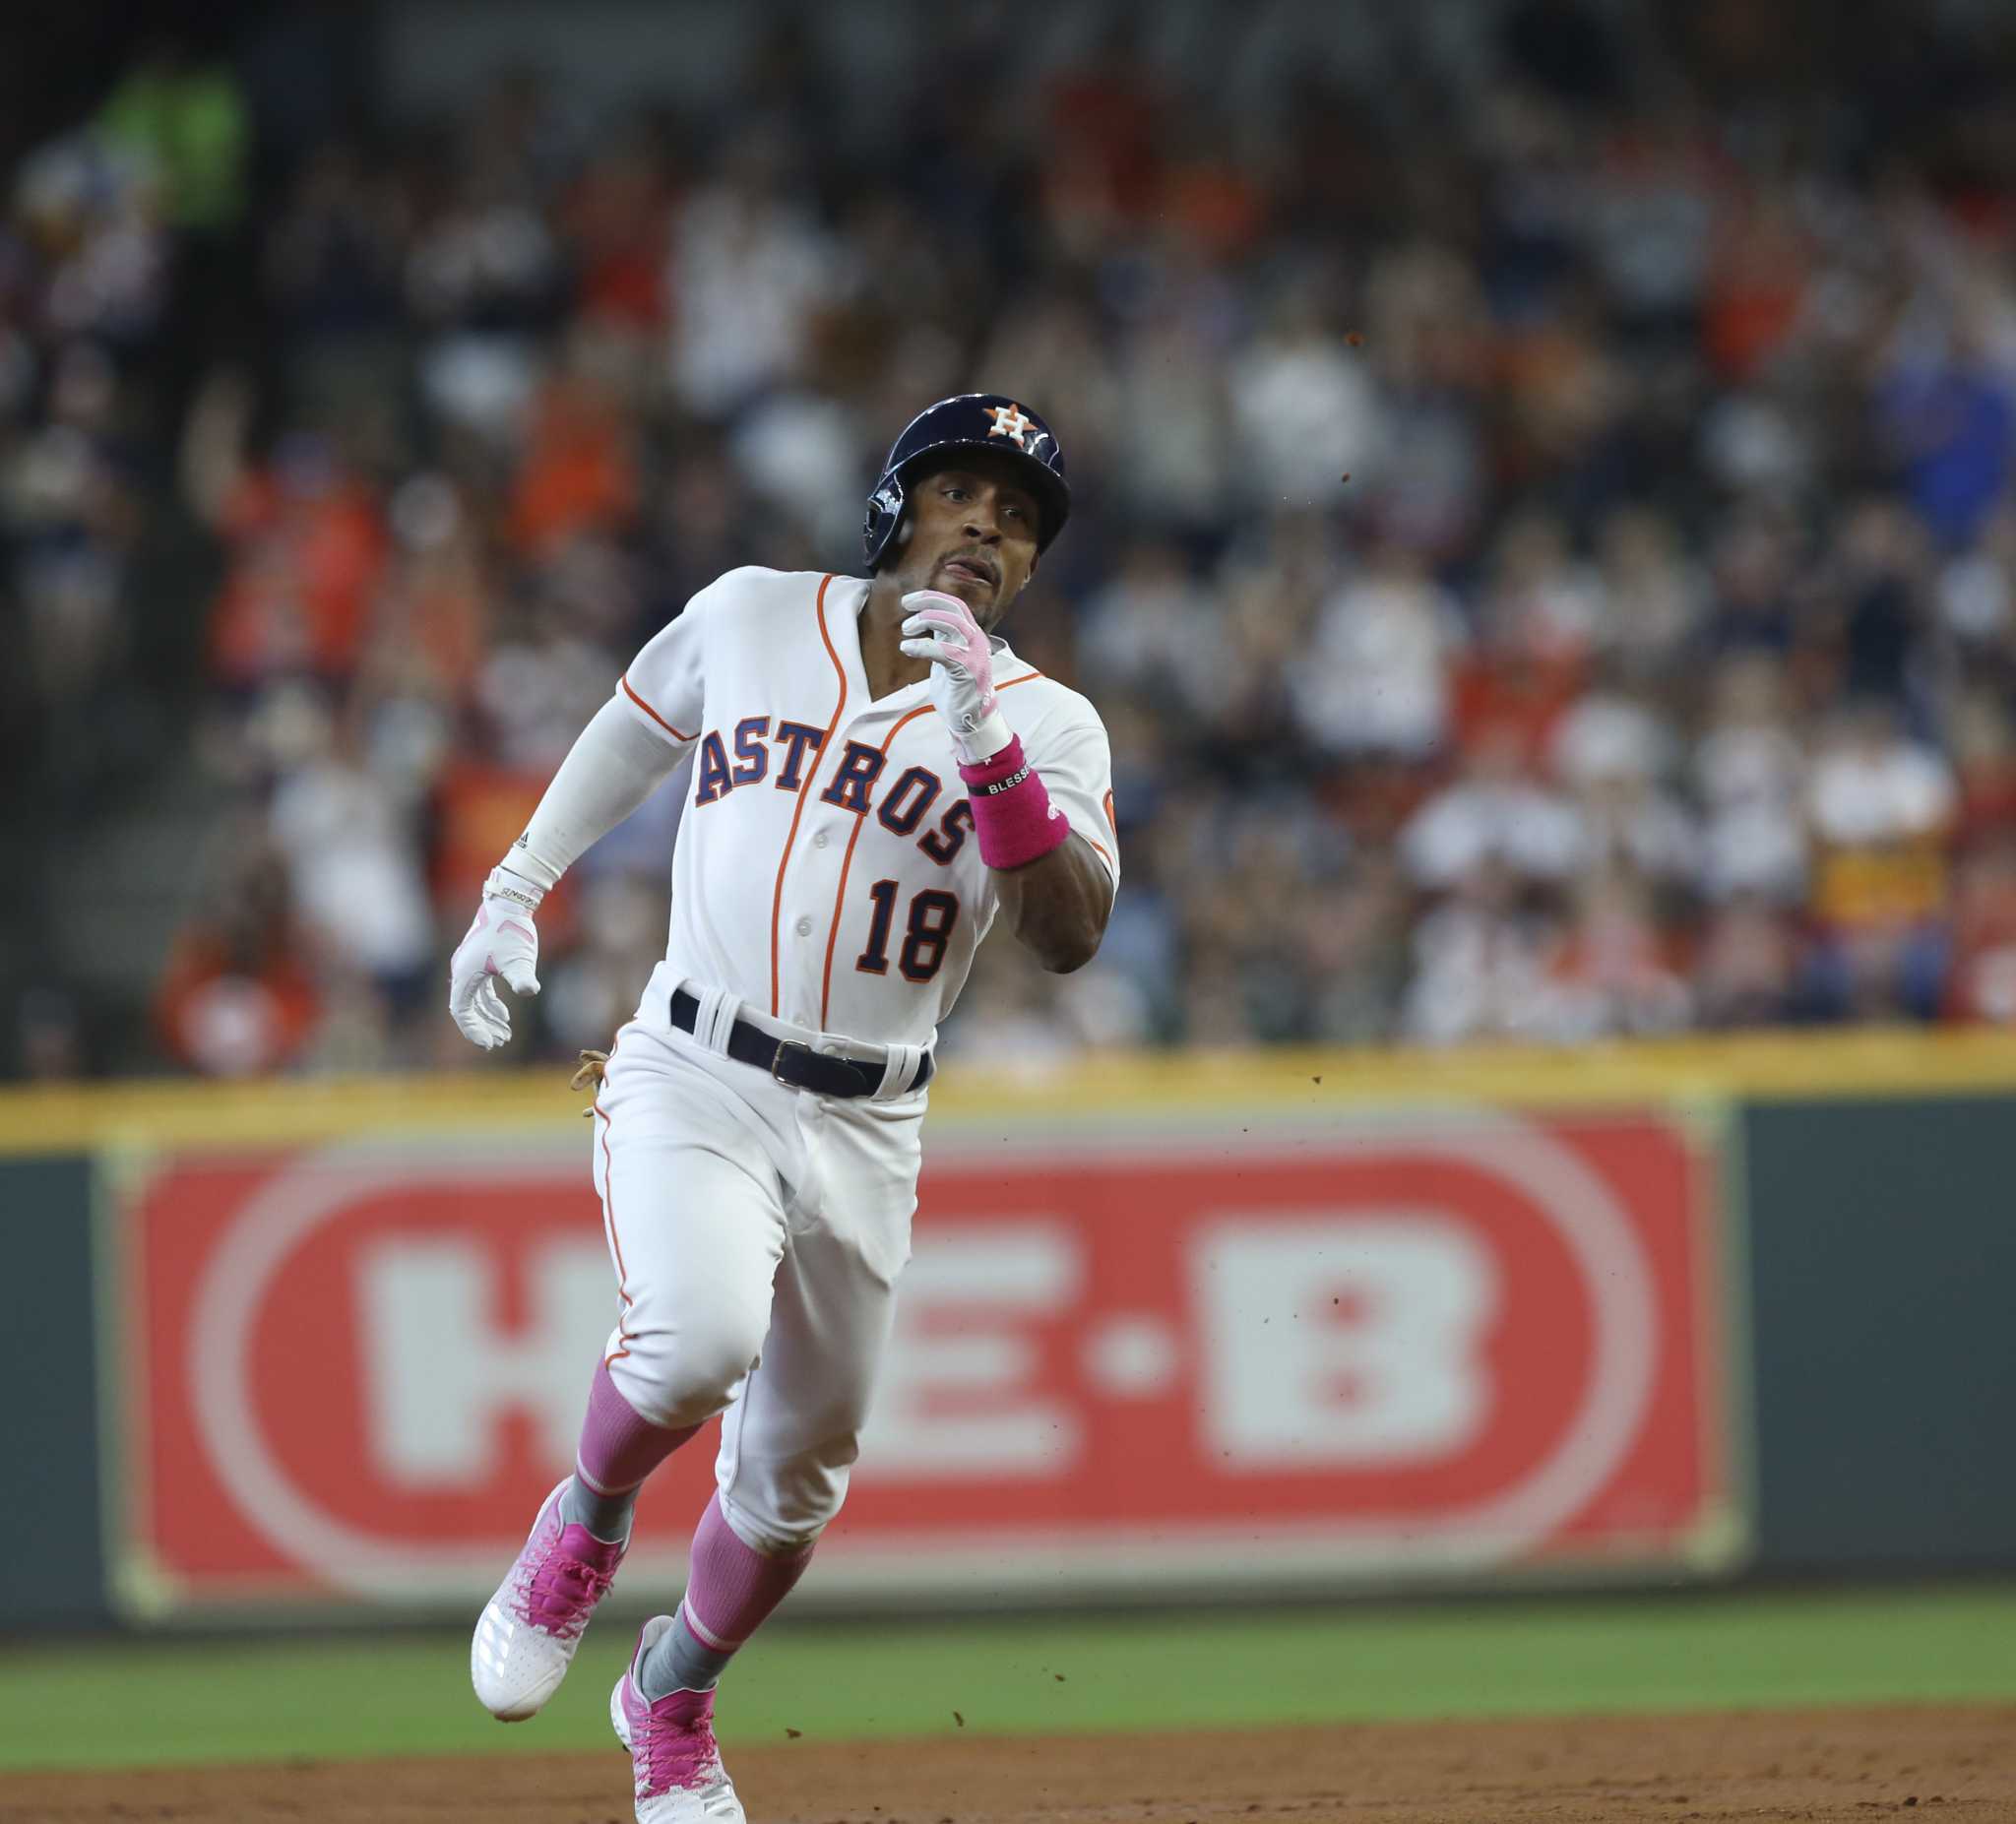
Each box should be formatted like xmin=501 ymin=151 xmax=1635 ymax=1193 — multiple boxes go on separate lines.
xmin=7 ymin=1706 xmax=2013 ymax=1823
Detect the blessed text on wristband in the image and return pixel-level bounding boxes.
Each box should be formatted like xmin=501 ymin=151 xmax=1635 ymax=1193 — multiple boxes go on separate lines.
xmin=958 ymin=734 xmax=1071 ymax=870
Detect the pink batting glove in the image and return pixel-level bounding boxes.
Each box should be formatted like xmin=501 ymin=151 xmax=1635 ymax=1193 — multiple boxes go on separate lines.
xmin=899 ymin=590 xmax=1012 ymax=763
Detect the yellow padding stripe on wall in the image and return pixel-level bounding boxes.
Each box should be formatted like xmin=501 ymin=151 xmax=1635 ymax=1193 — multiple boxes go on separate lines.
xmin=4 ymin=1029 xmax=2016 ymax=1156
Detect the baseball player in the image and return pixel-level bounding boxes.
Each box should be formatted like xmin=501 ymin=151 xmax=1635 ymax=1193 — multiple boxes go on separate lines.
xmin=449 ymin=395 xmax=1117 ymax=1823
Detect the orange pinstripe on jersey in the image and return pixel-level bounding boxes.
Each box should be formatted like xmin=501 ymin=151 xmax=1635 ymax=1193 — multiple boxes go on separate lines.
xmin=620 ymin=673 xmax=695 ymax=743
xmin=770 ymin=575 xmax=848 ymax=1016
xmin=820 ymin=701 xmax=938 ymax=1029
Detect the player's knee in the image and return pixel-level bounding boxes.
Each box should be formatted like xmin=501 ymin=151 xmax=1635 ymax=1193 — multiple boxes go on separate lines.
xmin=748 ymin=1513 xmax=827 ymax=1555
xmin=621 ymin=1347 xmax=751 ymax=1431
xmin=730 ymin=1484 xmax=838 ymax=1555
xmin=717 ymin=1487 xmax=829 ymax=1556
xmin=619 ymin=1300 xmax=768 ymax=1428
xmin=732 ymin=1428 xmax=863 ymax=1548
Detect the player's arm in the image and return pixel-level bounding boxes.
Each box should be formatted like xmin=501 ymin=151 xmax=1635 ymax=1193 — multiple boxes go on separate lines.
xmin=900 ymin=592 xmax=1119 ymax=975
xmin=990 ymin=830 xmax=1113 ymax=974
xmin=448 ymin=587 xmax=713 ymax=1048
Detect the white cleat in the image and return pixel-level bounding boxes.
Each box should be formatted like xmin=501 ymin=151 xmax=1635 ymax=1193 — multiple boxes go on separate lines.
xmin=472 ymin=1478 xmax=628 ymax=1722
xmin=611 ymin=1615 xmax=745 ymax=1822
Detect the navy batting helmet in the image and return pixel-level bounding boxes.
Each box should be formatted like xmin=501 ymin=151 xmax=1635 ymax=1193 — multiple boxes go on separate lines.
xmin=862 ymin=393 xmax=1070 ymax=569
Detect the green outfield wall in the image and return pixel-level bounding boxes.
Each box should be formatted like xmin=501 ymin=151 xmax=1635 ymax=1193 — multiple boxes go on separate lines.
xmin=1742 ymin=1096 xmax=2016 ymax=1572
xmin=0 ymin=1032 xmax=2011 ymax=1631
xmin=0 ymin=1155 xmax=106 ymax=1627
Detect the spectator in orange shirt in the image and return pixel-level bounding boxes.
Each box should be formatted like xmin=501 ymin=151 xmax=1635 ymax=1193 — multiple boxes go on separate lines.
xmin=205 ymin=433 xmax=387 ymax=690
xmin=154 ymin=841 xmax=321 ymax=1076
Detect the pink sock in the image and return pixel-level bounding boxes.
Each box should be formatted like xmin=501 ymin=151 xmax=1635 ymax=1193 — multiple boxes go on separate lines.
xmin=576 ymin=1359 xmax=699 ymax=1495
xmin=679 ymin=1492 xmax=814 ymax=1653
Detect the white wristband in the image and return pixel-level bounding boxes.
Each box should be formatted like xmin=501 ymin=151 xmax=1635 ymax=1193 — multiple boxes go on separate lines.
xmin=955 ymin=706 xmax=1014 ymax=767
xmin=484 ymin=863 xmax=545 ymax=912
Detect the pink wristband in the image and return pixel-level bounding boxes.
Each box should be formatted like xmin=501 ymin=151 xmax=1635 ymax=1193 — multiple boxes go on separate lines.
xmin=959 ymin=734 xmax=1071 ymax=870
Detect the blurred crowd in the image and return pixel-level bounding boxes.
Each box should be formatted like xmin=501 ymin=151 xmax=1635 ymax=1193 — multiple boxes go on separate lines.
xmin=11 ymin=0 xmax=2016 ymax=1079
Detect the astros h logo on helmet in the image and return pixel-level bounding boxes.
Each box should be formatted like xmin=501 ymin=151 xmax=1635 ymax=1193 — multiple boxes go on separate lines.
xmin=986 ymin=402 xmax=1049 ymax=457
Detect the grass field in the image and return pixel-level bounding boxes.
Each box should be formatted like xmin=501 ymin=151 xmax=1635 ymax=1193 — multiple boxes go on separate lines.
xmin=4 ymin=1584 xmax=2013 ymax=1774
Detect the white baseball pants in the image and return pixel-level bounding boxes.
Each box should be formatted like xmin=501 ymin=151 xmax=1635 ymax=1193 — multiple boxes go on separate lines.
xmin=588 ymin=1002 xmax=922 ymax=1553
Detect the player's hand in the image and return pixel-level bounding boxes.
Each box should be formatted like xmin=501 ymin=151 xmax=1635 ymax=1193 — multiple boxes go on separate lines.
xmin=900 ymin=590 xmax=1011 ymax=764
xmin=448 ymin=879 xmax=542 ymax=1050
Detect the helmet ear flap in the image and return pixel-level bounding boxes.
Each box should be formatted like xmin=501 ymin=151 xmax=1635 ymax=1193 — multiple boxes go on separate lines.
xmin=865 ymin=474 xmax=908 ymax=569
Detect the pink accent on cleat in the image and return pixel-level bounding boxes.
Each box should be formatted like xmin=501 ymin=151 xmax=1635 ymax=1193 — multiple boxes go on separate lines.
xmin=611 ymin=1616 xmax=744 ymax=1822
xmin=472 ymin=1479 xmax=627 ymax=1722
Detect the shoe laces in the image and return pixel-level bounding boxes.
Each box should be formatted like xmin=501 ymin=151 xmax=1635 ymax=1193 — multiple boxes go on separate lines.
xmin=516 ymin=1530 xmax=617 ymax=1639
xmin=636 ymin=1700 xmax=724 ymax=1796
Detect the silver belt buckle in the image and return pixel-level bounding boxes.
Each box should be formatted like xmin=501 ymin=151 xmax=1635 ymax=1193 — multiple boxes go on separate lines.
xmin=770 ymin=1039 xmax=798 ymax=1088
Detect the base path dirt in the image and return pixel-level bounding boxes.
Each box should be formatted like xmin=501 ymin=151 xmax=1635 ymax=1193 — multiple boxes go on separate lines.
xmin=7 ymin=1706 xmax=2014 ymax=1823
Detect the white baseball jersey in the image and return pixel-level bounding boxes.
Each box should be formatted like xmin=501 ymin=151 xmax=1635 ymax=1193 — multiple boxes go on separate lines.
xmin=614 ymin=566 xmax=1119 ymax=1050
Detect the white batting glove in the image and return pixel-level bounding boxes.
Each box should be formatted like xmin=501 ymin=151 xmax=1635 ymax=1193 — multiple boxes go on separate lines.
xmin=448 ymin=868 xmax=543 ymax=1050
xmin=900 ymin=590 xmax=1012 ymax=763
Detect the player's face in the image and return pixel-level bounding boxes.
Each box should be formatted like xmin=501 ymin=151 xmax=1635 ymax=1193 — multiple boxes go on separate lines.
xmin=895 ymin=456 xmax=1041 ymax=628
